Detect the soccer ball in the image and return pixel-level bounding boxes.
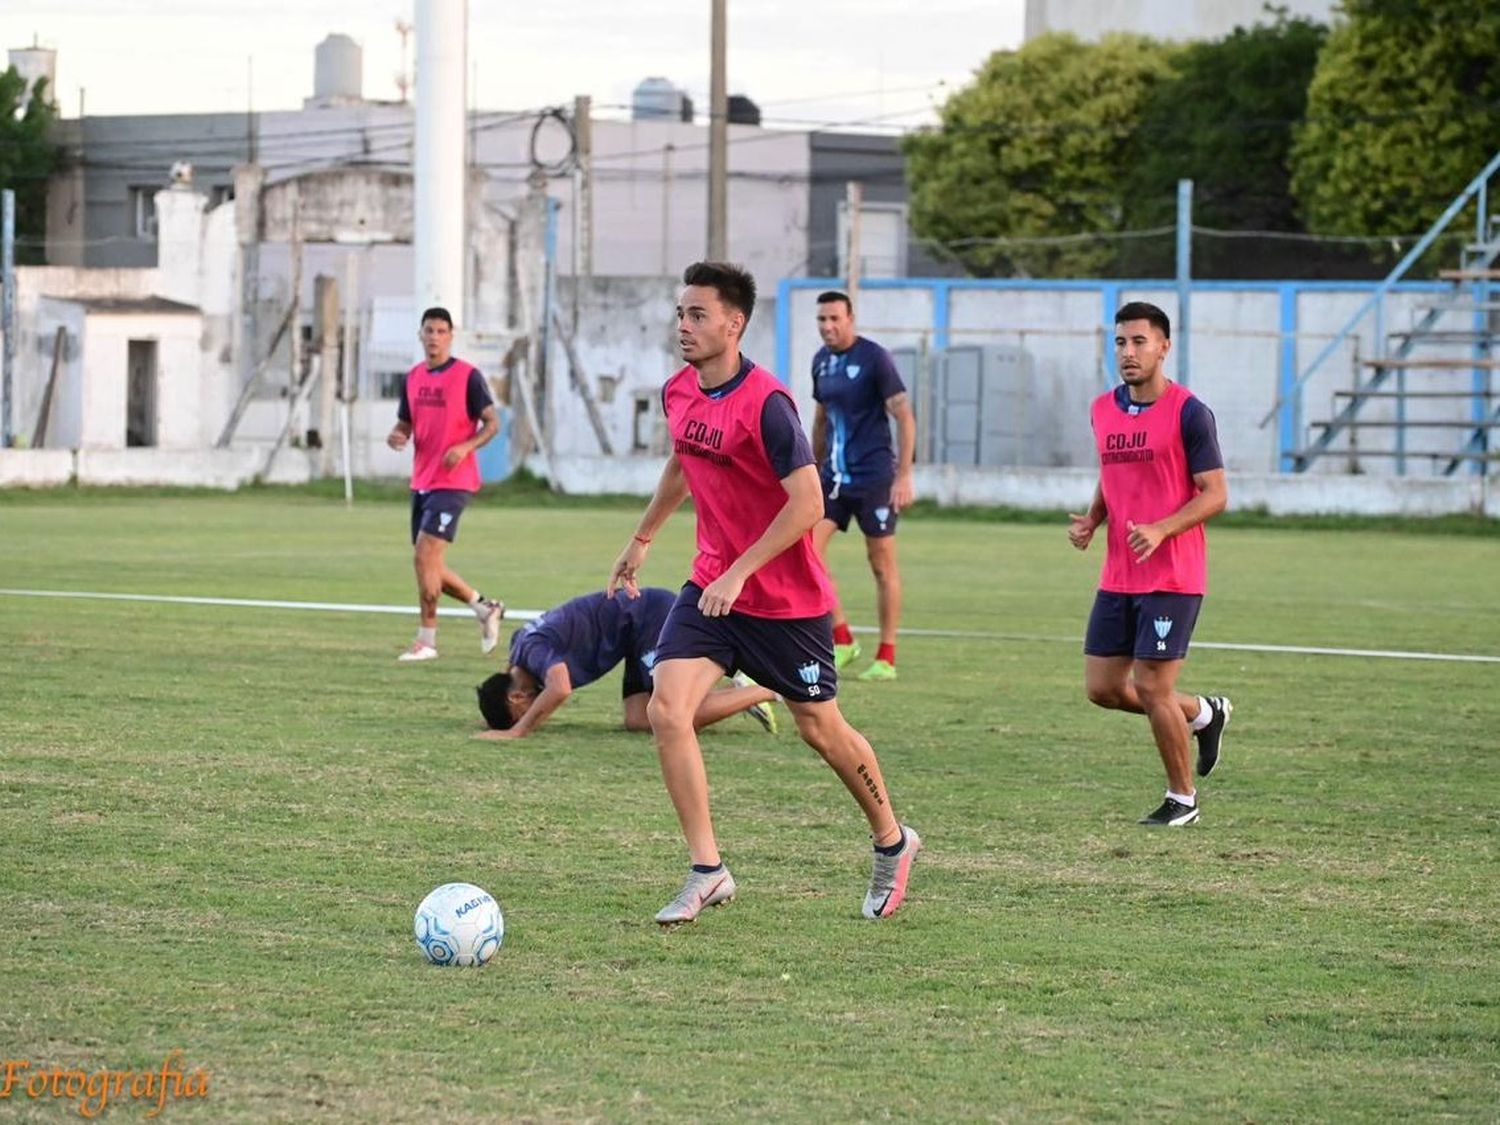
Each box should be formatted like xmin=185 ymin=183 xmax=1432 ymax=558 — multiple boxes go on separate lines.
xmin=413 ymin=882 xmax=504 ymax=966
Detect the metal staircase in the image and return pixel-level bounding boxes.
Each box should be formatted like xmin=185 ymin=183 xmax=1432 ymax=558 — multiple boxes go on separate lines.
xmin=1263 ymin=149 xmax=1500 ymax=475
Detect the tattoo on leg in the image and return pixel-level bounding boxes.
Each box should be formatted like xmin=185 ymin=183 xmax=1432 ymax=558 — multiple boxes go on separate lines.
xmin=856 ymin=763 xmax=885 ymax=806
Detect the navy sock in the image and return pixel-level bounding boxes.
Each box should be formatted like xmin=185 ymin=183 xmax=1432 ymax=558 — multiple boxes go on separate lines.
xmin=691 ymin=862 xmax=723 ymax=874
xmin=874 ymin=830 xmax=906 ymax=857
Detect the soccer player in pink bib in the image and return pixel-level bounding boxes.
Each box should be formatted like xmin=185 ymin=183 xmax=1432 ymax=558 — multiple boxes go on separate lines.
xmin=1069 ymin=302 xmax=1233 ymax=827
xmin=608 ymin=262 xmax=920 ymax=924
xmin=386 ymin=307 xmax=504 ymax=663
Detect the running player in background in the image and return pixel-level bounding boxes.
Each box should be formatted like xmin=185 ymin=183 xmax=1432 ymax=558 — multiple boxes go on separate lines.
xmin=809 ymin=291 xmax=916 ymax=681
xmin=385 ymin=306 xmax=504 ymax=662
xmin=1068 ymin=301 xmax=1233 ymax=827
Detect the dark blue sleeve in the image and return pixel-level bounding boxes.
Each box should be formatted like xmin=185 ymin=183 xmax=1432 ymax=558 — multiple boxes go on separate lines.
xmin=397 ymin=376 xmax=411 ymax=423
xmin=466 ymin=369 xmax=493 ymax=420
xmin=1181 ymin=397 xmax=1224 ymax=475
xmin=760 ymin=392 xmax=816 ymax=479
xmin=871 ymin=345 xmax=906 ymax=400
xmin=810 ymin=348 xmax=825 ymax=404
xmin=511 ymin=630 xmax=563 ymax=683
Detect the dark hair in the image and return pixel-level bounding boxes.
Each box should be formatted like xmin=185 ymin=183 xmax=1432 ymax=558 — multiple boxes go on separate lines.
xmin=420 ymin=306 xmax=454 ymax=329
xmin=816 ymin=290 xmax=853 ymax=313
xmin=1114 ymin=302 xmax=1170 ymax=339
xmin=682 ymin=261 xmax=757 ymax=325
xmin=476 ymin=672 xmax=516 ymax=730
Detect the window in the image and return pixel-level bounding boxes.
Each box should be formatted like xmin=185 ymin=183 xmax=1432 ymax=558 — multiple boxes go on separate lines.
xmin=129 ymin=186 xmax=159 ymax=240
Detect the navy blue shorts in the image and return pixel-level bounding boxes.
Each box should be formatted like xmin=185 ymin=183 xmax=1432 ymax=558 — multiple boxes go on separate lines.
xmin=822 ymin=478 xmax=898 ymax=539
xmin=410 ymin=489 xmax=472 ymax=544
xmin=1085 ymin=591 xmax=1203 ymax=661
xmin=654 ymin=583 xmax=838 ymax=702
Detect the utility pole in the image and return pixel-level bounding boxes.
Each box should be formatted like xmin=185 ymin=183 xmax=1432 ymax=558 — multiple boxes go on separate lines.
xmin=315 ymin=274 xmax=339 ymax=476
xmin=660 ymin=142 xmax=675 ymax=276
xmin=574 ymin=94 xmax=593 ymax=279
xmin=707 ymin=0 xmax=727 ymax=260
xmin=1176 ymin=178 xmax=1193 ymax=386
xmin=2 ymin=190 xmax=15 ymax=448
xmin=844 ymin=181 xmax=864 ymax=313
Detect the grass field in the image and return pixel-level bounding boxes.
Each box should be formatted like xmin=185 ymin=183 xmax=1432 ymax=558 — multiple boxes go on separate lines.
xmin=1 ymin=488 xmax=1497 ymax=1121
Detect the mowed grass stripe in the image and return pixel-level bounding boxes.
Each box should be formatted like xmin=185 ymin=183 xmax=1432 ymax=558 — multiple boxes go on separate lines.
xmin=0 ymin=493 xmax=1496 ymax=1120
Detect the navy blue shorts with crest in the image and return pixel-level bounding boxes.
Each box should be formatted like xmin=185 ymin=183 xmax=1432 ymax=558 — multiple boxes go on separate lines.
xmin=822 ymin=477 xmax=898 ymax=539
xmin=653 ymin=583 xmax=839 ymax=703
xmin=1084 ymin=590 xmax=1203 ymax=661
xmin=410 ymin=489 xmax=472 ymax=543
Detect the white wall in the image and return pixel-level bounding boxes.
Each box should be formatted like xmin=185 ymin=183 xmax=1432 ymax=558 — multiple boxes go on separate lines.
xmin=539 ymin=276 xmax=781 ymax=460
xmin=78 ymin=313 xmax=202 ymax=449
xmin=31 ymin=298 xmax=88 ymax=448
xmin=1024 ymin=0 xmax=1335 ymax=42
xmin=525 ymin=455 xmax=1500 ymax=519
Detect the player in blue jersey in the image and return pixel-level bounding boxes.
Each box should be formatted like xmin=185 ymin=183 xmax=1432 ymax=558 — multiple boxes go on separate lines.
xmin=809 ymin=291 xmax=917 ymax=682
xmin=473 ymin=588 xmax=780 ymax=739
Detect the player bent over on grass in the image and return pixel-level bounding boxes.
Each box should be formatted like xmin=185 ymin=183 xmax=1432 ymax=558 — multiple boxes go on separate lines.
xmin=1069 ymin=301 xmax=1232 ymax=827
xmin=472 ymin=587 xmax=780 ymax=739
xmin=386 ymin=306 xmax=504 ymax=662
xmin=609 ymin=260 xmax=920 ymax=926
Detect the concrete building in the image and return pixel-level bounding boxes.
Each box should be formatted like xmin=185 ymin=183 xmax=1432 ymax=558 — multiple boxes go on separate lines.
xmin=1024 ymin=0 xmax=1336 ymax=42
xmin=45 ymin=101 xmax=918 ymax=286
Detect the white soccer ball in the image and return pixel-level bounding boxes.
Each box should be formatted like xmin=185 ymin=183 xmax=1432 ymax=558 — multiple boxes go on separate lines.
xmin=414 ymin=882 xmax=504 ymax=966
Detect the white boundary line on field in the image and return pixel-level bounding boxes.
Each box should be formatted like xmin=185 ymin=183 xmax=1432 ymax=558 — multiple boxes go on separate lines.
xmin=4 ymin=587 xmax=1499 ymax=665
xmin=0 ymin=587 xmax=541 ymax=623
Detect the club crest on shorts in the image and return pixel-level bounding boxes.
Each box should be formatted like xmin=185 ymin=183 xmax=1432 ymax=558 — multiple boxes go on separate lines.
xmin=1153 ymin=616 xmax=1173 ymax=639
xmin=874 ymin=506 xmax=891 ymax=529
xmin=439 ymin=512 xmax=453 ymax=530
xmin=797 ymin=661 xmax=821 ymax=685
xmin=641 ymin=648 xmax=657 ymax=671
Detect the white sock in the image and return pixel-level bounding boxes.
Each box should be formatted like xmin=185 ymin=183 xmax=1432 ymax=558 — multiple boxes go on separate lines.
xmin=1167 ymin=789 xmax=1196 ymax=807
xmin=1190 ymin=696 xmax=1212 ymax=732
xmin=417 ymin=627 xmax=437 ymax=647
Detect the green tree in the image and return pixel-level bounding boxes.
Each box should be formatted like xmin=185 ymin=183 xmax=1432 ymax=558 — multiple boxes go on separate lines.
xmin=1123 ymin=12 xmax=1329 ymax=278
xmin=1291 ymin=1 xmax=1500 ymax=240
xmin=0 ymin=67 xmax=61 ymax=266
xmin=903 ymin=32 xmax=1177 ymax=277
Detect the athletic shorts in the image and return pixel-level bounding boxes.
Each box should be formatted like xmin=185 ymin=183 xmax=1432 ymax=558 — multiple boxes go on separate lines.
xmin=822 ymin=478 xmax=898 ymax=538
xmin=410 ymin=489 xmax=472 ymax=544
xmin=1084 ymin=590 xmax=1203 ymax=661
xmin=653 ymin=583 xmax=839 ymax=703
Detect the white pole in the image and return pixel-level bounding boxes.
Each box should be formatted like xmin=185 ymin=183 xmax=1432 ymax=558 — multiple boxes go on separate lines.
xmin=845 ymin=180 xmax=864 ymax=311
xmin=414 ymin=0 xmax=468 ymax=327
xmin=341 ymin=252 xmax=359 ymax=507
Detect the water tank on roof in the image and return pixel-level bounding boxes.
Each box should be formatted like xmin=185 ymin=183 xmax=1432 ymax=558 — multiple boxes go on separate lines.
xmin=633 ymin=77 xmax=689 ymax=122
xmin=313 ymin=33 xmax=362 ymax=103
xmin=7 ymin=45 xmax=57 ymax=110
xmin=727 ymin=94 xmax=761 ymax=126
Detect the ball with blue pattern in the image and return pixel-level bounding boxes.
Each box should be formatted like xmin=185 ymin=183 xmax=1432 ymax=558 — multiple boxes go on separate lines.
xmin=414 ymin=882 xmax=503 ymax=966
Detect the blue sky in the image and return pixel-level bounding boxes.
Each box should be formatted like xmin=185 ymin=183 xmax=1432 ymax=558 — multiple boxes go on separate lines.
xmin=3 ymin=1 xmax=1024 ymax=128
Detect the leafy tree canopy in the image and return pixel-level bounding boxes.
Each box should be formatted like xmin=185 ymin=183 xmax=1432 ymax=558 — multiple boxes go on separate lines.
xmin=904 ymin=32 xmax=1177 ymax=277
xmin=1292 ymin=0 xmax=1500 ymax=237
xmin=1123 ymin=11 xmax=1328 ymax=277
xmin=0 ymin=67 xmax=61 ymax=266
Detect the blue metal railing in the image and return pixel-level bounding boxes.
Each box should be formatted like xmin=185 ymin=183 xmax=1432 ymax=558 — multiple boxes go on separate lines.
xmin=1258 ymin=147 xmax=1500 ymax=471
